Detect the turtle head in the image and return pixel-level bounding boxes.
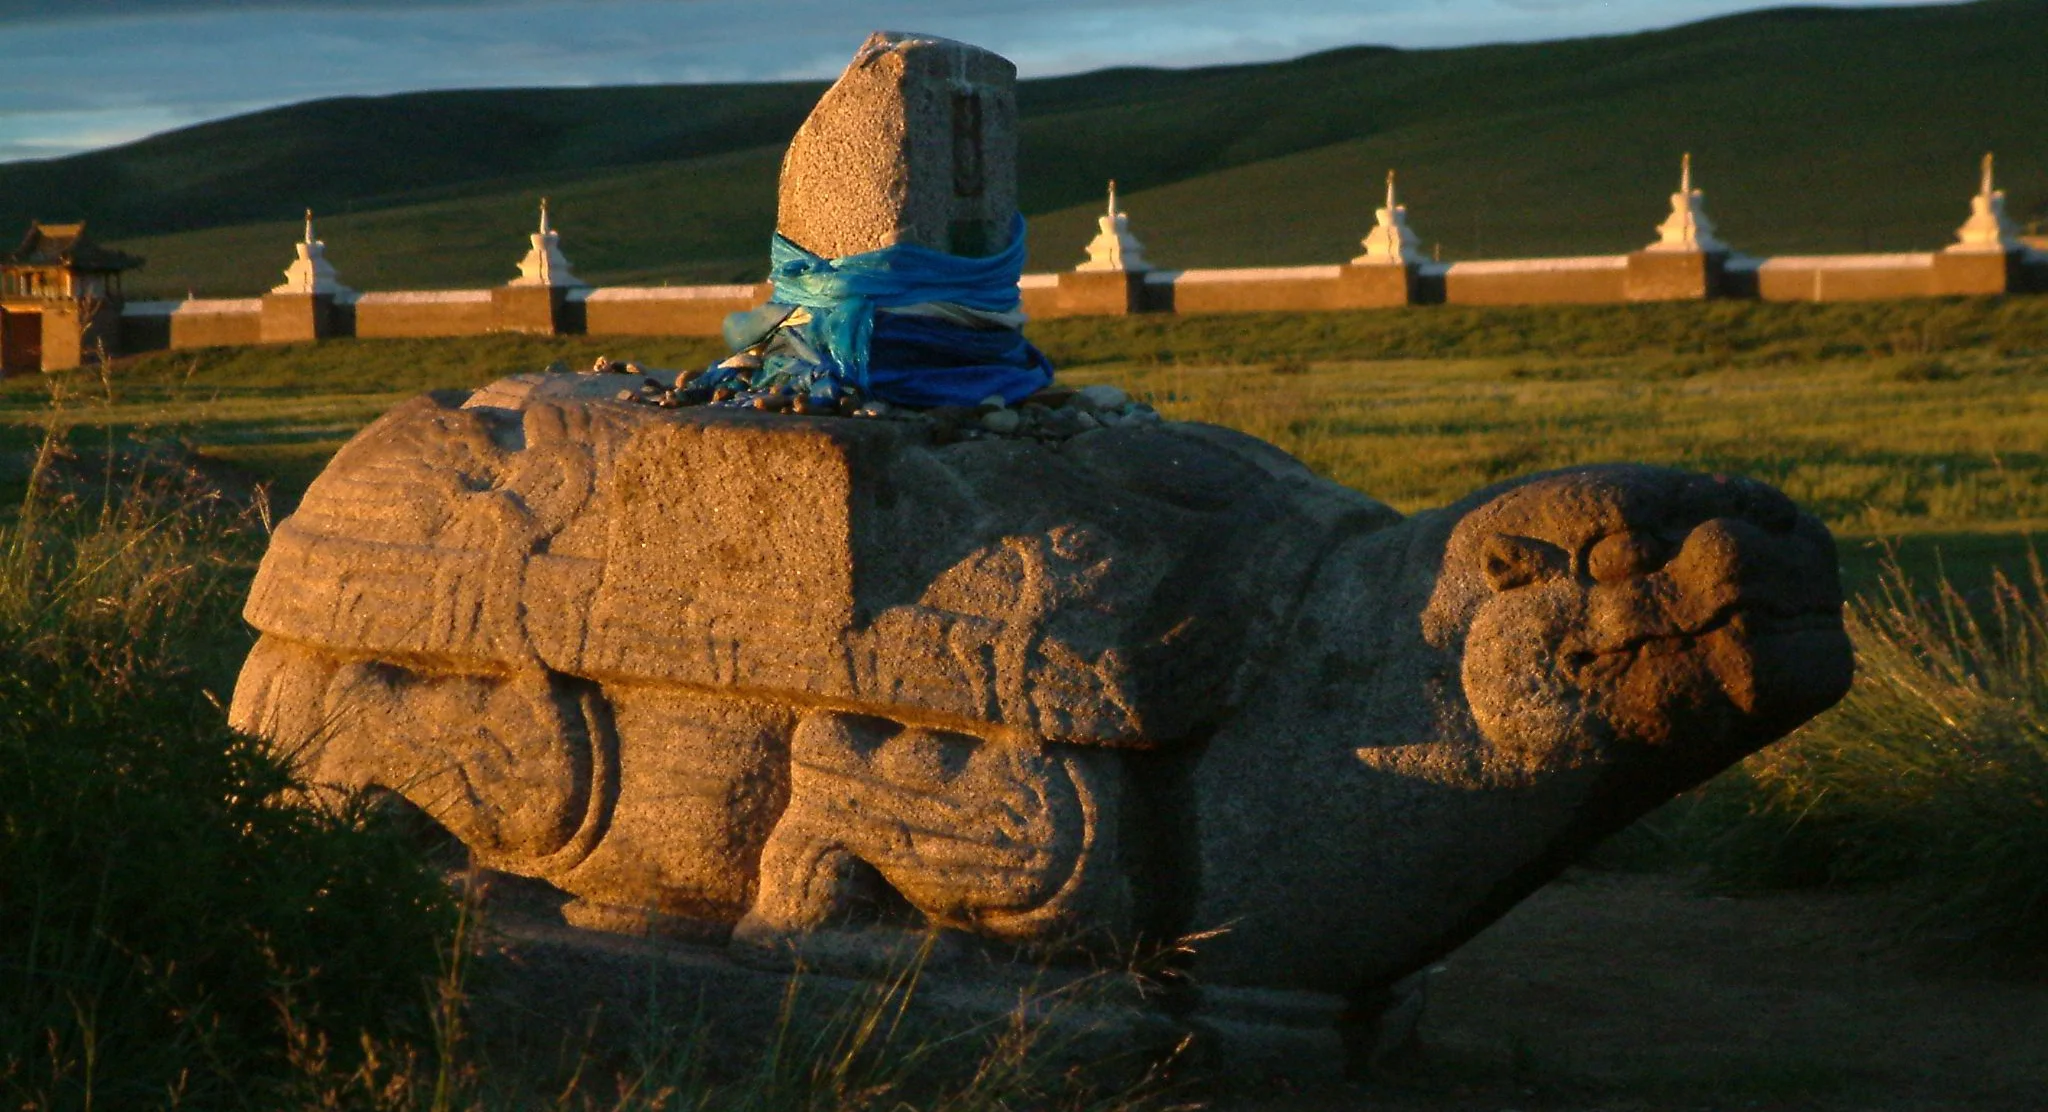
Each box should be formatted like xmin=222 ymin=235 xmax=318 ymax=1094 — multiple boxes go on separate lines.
xmin=1421 ymin=465 xmax=1853 ymax=791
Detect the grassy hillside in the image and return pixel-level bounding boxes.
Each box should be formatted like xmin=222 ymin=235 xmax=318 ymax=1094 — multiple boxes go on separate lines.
xmin=6 ymin=0 xmax=2044 ymax=297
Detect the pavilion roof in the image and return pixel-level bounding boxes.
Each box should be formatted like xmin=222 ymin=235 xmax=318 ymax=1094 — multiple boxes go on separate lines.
xmin=2 ymin=222 xmax=144 ymax=271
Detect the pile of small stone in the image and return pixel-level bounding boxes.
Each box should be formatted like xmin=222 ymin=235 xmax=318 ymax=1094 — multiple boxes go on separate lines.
xmin=897 ymin=384 xmax=1164 ymax=444
xmin=590 ymin=354 xmax=1160 ymax=442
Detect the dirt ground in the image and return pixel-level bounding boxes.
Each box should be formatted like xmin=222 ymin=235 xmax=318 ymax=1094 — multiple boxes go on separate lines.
xmin=1230 ymin=869 xmax=2048 ymax=1112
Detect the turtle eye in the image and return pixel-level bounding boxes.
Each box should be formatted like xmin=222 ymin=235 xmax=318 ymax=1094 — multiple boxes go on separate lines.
xmin=1481 ymin=534 xmax=1569 ymax=593
xmin=1587 ymin=531 xmax=1669 ymax=583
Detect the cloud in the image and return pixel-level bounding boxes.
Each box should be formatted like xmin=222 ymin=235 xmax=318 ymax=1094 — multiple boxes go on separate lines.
xmin=0 ymin=0 xmax=1972 ymax=163
xmin=0 ymin=0 xmax=506 ymax=23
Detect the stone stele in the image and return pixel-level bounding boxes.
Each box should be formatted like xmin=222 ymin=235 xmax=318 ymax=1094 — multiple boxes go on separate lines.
xmin=776 ymin=31 xmax=1018 ymax=259
xmin=230 ymin=369 xmax=1855 ymax=1070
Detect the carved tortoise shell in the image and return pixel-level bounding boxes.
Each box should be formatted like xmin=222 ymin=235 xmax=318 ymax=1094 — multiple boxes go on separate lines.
xmin=244 ymin=371 xmax=1399 ymax=748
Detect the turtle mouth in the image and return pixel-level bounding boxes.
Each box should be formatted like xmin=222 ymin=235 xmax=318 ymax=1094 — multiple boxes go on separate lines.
xmin=1565 ymin=599 xmax=1840 ymax=678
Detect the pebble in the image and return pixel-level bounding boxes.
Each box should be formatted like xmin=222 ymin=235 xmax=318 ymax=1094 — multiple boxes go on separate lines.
xmin=589 ymin=354 xmax=1159 ymax=441
xmin=1076 ymin=384 xmax=1129 ymax=410
xmin=1023 ymin=387 xmax=1075 ymax=408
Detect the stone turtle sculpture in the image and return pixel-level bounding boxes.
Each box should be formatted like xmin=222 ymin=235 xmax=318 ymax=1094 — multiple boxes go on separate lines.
xmin=230 ymin=369 xmax=1852 ymax=1037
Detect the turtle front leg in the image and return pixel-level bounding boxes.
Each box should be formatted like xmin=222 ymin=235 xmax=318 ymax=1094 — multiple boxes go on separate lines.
xmin=732 ymin=711 xmax=1130 ymax=969
xmin=737 ymin=830 xmax=873 ymax=936
xmin=731 ymin=825 xmax=919 ymax=971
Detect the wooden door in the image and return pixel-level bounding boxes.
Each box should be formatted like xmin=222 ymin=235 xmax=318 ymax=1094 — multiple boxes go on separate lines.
xmin=0 ymin=310 xmax=43 ymax=373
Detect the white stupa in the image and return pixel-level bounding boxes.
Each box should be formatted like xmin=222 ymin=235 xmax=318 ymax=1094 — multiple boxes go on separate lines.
xmin=1645 ymin=154 xmax=1728 ymax=254
xmin=510 ymin=198 xmax=589 ymax=287
xmin=1948 ymin=153 xmax=2024 ymax=255
xmin=1075 ymin=181 xmax=1151 ymax=273
xmin=271 ymin=209 xmax=352 ymax=296
xmin=1353 ymin=171 xmax=1427 ymax=266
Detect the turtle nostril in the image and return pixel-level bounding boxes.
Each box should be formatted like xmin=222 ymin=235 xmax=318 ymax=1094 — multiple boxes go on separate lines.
xmin=1481 ymin=534 xmax=1569 ymax=593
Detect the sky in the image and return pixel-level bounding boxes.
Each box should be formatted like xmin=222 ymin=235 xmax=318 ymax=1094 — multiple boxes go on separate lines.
xmin=0 ymin=0 xmax=1968 ymax=164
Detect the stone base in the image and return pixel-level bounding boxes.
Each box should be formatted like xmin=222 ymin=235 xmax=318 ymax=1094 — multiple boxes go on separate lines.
xmin=492 ymin=285 xmax=574 ymax=334
xmin=1334 ymin=264 xmax=1418 ymax=308
xmin=1625 ymin=250 xmax=1722 ymax=302
xmin=260 ymin=293 xmax=337 ymax=344
xmin=1054 ymin=270 xmax=1147 ymax=316
xmin=1931 ymin=249 xmax=2017 ymax=296
xmin=474 ymin=912 xmax=1354 ymax=1091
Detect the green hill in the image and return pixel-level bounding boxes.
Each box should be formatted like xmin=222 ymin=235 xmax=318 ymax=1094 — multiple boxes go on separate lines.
xmin=6 ymin=0 xmax=2043 ymax=298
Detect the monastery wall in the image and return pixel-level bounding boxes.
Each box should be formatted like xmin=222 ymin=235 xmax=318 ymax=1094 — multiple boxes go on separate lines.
xmin=581 ymin=284 xmax=769 ymax=336
xmin=354 ymin=290 xmax=497 ymax=338
xmin=1751 ymin=254 xmax=1938 ymax=303
xmin=169 ymin=299 xmax=263 ymax=348
xmin=1438 ymin=257 xmax=1631 ymax=307
xmin=97 ymin=157 xmax=2048 ymax=364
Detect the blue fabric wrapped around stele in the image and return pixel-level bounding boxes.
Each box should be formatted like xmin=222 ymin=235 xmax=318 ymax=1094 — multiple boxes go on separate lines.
xmin=724 ymin=213 xmax=1054 ymax=407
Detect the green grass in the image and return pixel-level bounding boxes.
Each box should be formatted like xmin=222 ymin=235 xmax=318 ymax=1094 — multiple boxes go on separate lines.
xmin=8 ymin=0 xmax=2042 ymax=296
xmin=0 ymin=422 xmax=460 ymax=1107
xmin=1766 ymin=558 xmax=2047 ymax=937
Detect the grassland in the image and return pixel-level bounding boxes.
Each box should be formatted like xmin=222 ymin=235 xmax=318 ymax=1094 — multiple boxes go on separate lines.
xmin=7 ymin=296 xmax=2040 ymax=593
xmin=3 ymin=297 xmax=2045 ymax=1106
xmin=5 ymin=0 xmax=2043 ymax=296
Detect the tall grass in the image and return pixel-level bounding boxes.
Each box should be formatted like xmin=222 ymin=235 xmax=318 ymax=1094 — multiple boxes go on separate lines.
xmin=1671 ymin=552 xmax=2048 ymax=948
xmin=0 ymin=415 xmax=459 ymax=1108
xmin=276 ymin=937 xmax=1184 ymax=1112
